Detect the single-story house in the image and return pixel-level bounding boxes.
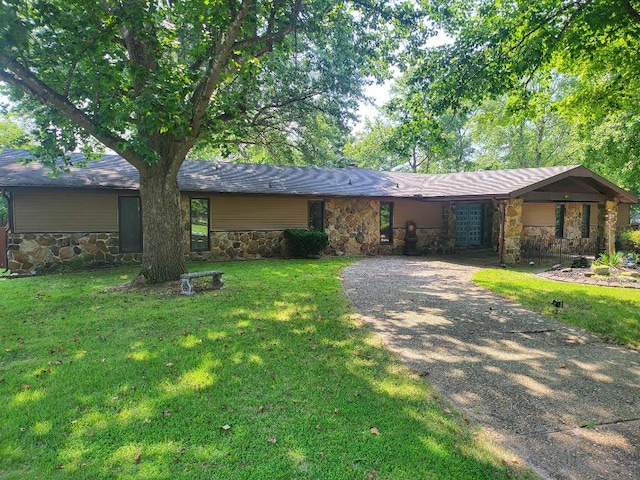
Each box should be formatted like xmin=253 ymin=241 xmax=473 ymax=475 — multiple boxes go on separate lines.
xmin=0 ymin=148 xmax=637 ymax=274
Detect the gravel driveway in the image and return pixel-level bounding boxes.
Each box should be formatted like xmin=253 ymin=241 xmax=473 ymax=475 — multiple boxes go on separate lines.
xmin=342 ymin=256 xmax=640 ymax=480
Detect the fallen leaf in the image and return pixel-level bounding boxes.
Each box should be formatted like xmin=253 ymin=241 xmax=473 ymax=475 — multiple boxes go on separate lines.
xmin=559 ymin=363 xmax=567 ymax=368
xmin=162 ymin=410 xmax=171 ymax=417
xmin=267 ymin=437 xmax=277 ymax=444
xmin=319 ymin=452 xmax=326 ymax=458
xmin=316 ymin=424 xmax=322 ymax=430
xmin=368 ymin=470 xmax=379 ymax=479
xmin=134 ymin=453 xmax=141 ymax=464
xmin=370 ymin=427 xmax=380 ymax=435
xmin=258 ymin=405 xmax=264 ymax=413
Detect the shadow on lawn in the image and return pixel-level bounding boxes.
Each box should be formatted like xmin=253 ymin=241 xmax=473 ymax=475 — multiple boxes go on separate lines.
xmin=343 ymin=257 xmax=640 ymax=480
xmin=0 ymin=260 xmax=525 ymax=479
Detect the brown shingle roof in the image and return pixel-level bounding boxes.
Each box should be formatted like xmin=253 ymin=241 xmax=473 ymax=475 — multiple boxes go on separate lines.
xmin=0 ymin=149 xmax=636 ymax=203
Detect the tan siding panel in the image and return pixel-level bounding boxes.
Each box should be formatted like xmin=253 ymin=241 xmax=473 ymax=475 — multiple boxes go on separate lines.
xmin=522 ymin=203 xmax=555 ymax=227
xmin=618 ymin=204 xmax=631 ymax=226
xmin=13 ymin=190 xmax=118 ymax=233
xmin=210 ymin=195 xmax=307 ymax=231
xmin=393 ymin=200 xmax=444 ymax=228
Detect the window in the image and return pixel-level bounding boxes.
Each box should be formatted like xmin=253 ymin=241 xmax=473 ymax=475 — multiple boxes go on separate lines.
xmin=118 ymin=196 xmax=142 ymax=253
xmin=380 ymin=202 xmax=393 ymax=244
xmin=581 ymin=204 xmax=591 ymax=238
xmin=555 ymin=204 xmax=565 ymax=238
xmin=190 ymin=198 xmax=210 ymax=251
xmin=308 ymin=200 xmax=324 ymax=231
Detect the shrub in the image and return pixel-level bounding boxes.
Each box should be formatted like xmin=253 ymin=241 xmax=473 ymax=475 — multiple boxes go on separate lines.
xmin=283 ymin=229 xmax=329 ymax=258
xmin=620 ymin=229 xmax=640 ymax=253
xmin=593 ymin=251 xmax=625 ymax=268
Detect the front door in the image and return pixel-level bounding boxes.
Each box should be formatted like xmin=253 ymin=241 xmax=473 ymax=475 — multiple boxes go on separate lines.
xmin=456 ymin=203 xmax=483 ymax=246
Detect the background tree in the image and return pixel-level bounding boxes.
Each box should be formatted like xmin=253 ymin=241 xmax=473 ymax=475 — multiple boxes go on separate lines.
xmin=414 ymin=0 xmax=640 ymax=190
xmin=0 ymin=0 xmax=425 ymax=283
xmin=0 ymin=113 xmax=35 ymax=150
xmin=469 ymin=75 xmax=582 ymax=170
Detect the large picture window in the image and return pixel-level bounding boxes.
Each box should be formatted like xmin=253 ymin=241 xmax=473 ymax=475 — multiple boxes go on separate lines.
xmin=308 ymin=200 xmax=324 ymax=231
xmin=380 ymin=202 xmax=393 ymax=244
xmin=555 ymin=204 xmax=565 ymax=238
xmin=118 ymin=196 xmax=142 ymax=253
xmin=190 ymin=198 xmax=210 ymax=251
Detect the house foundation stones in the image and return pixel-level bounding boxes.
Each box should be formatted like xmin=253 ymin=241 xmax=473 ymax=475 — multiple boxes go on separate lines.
xmin=7 ymin=232 xmax=140 ymax=274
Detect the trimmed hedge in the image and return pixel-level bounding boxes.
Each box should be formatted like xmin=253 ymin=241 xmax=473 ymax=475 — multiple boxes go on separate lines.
xmin=284 ymin=229 xmax=329 ymax=258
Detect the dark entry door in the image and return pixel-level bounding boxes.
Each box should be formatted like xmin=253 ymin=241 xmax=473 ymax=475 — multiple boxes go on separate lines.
xmin=456 ymin=203 xmax=483 ymax=246
xmin=118 ymin=196 xmax=143 ymax=253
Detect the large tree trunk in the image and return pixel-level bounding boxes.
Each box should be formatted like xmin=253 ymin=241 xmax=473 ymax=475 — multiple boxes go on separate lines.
xmin=137 ymin=162 xmax=187 ymax=284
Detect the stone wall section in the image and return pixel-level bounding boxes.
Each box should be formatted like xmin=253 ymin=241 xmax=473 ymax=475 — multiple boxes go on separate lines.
xmin=503 ymin=198 xmax=523 ymax=263
xmin=324 ymin=198 xmax=381 ymax=256
xmin=604 ymin=200 xmax=618 ymax=255
xmin=186 ymin=231 xmax=286 ymax=262
xmin=7 ymin=232 xmax=141 ymax=274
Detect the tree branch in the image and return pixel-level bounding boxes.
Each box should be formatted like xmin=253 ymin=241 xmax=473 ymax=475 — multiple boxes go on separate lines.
xmin=0 ymin=54 xmax=146 ymax=170
xmin=188 ymin=0 xmax=303 ymax=147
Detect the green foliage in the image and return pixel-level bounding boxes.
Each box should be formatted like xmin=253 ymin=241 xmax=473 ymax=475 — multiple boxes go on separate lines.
xmin=415 ymin=0 xmax=640 ymax=191
xmin=474 ymin=268 xmax=640 ymax=348
xmin=592 ymin=251 xmax=626 ymax=268
xmin=0 ymin=260 xmax=527 ymax=479
xmin=620 ymin=230 xmax=640 ymax=253
xmin=284 ymin=228 xmax=329 ymax=258
xmin=0 ymin=194 xmax=7 ymax=227
xmin=0 ymin=114 xmax=35 ymax=150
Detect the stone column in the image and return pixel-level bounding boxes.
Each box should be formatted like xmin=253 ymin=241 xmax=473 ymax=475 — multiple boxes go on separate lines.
xmin=604 ymin=200 xmax=618 ymax=255
xmin=442 ymin=202 xmax=456 ymax=252
xmin=503 ymin=198 xmax=523 ymax=264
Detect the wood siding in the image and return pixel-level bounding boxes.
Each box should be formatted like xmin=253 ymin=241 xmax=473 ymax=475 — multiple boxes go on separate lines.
xmin=13 ymin=189 xmax=118 ymax=233
xmin=209 ymin=195 xmax=308 ymax=231
xmin=522 ymin=203 xmax=555 ymax=227
xmin=618 ymin=204 xmax=631 ymax=226
xmin=522 ymin=202 xmax=598 ymax=227
xmin=392 ymin=200 xmax=444 ymax=229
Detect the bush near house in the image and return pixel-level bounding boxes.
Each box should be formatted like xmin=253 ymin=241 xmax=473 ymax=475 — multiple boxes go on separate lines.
xmin=620 ymin=229 xmax=640 ymax=253
xmin=284 ymin=229 xmax=329 ymax=258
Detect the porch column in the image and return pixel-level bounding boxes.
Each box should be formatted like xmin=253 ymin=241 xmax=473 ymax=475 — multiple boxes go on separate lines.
xmin=604 ymin=200 xmax=619 ymax=255
xmin=442 ymin=202 xmax=456 ymax=252
xmin=502 ymin=198 xmax=523 ymax=264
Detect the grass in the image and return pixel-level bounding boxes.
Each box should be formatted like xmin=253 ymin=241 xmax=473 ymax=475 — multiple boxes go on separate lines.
xmin=473 ymin=268 xmax=640 ymax=349
xmin=0 ymin=259 xmax=530 ymax=480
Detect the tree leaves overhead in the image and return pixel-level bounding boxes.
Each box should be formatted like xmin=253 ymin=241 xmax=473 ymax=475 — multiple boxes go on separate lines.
xmin=0 ymin=0 xmax=429 ymax=168
xmin=413 ymin=0 xmax=640 ymax=191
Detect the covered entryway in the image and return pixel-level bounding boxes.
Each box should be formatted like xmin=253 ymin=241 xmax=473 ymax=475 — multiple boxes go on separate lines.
xmin=455 ymin=203 xmax=484 ymax=246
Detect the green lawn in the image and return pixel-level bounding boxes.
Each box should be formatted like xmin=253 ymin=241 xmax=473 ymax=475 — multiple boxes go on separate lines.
xmin=0 ymin=259 xmax=530 ymax=480
xmin=473 ymin=268 xmax=640 ymax=349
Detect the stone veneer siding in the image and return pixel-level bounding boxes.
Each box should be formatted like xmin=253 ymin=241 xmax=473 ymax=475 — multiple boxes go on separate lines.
xmin=324 ymin=198 xmax=382 ymax=256
xmin=186 ymin=231 xmax=286 ymax=262
xmin=503 ymin=198 xmax=523 ymax=263
xmin=604 ymin=200 xmax=618 ymax=255
xmin=7 ymin=232 xmax=141 ymax=274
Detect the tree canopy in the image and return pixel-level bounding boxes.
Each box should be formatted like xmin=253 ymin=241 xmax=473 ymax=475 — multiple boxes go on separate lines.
xmin=0 ymin=0 xmax=427 ymax=282
xmin=410 ymin=0 xmax=640 ymax=190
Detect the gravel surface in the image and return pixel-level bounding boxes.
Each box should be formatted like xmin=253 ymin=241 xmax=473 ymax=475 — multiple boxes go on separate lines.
xmin=342 ymin=256 xmax=640 ymax=480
